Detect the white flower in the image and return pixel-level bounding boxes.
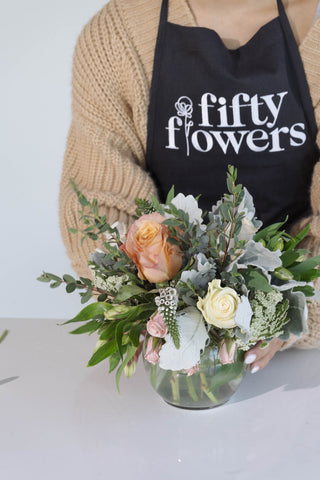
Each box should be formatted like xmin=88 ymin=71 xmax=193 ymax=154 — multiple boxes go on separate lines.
xmin=92 ymin=271 xmax=129 ymax=293
xmin=197 ymin=279 xmax=240 ymax=329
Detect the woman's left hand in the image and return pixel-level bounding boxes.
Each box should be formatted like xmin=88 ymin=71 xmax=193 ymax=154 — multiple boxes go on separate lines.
xmin=244 ymin=337 xmax=286 ymax=373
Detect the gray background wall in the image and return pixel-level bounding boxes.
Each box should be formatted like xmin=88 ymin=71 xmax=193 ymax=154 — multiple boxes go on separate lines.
xmin=1 ymin=0 xmax=108 ymax=318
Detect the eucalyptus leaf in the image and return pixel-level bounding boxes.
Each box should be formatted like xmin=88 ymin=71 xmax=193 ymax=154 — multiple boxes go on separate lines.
xmin=66 ymin=283 xmax=76 ymax=293
xmin=63 ymin=274 xmax=76 ymax=283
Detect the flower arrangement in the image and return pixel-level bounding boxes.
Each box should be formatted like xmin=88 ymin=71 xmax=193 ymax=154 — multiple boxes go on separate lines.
xmin=38 ymin=166 xmax=320 ymax=404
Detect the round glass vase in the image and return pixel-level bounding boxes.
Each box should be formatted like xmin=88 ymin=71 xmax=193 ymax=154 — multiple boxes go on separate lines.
xmin=143 ymin=340 xmax=247 ymax=410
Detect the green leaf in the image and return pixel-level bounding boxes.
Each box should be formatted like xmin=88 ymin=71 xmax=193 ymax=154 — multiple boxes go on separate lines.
xmin=281 ymin=250 xmax=307 ymax=268
xmin=241 ymin=269 xmax=273 ymax=293
xmin=272 ymin=267 xmax=294 ymax=281
xmin=50 ymin=281 xmax=61 ymax=288
xmin=165 ymin=185 xmax=175 ymax=204
xmin=114 ymin=284 xmax=148 ymax=302
xmin=292 ymin=285 xmax=315 ymax=297
xmin=162 ymin=218 xmax=180 ymax=228
xmin=79 ymin=277 xmax=92 ymax=286
xmin=109 ymin=352 xmax=121 ymax=373
xmin=254 ymin=218 xmax=288 ymax=242
xmin=46 ymin=273 xmax=62 ymax=282
xmin=37 ymin=273 xmax=51 ymax=283
xmin=128 ymin=324 xmax=144 ymax=347
xmin=66 ymin=283 xmax=76 ymax=293
xmin=0 ymin=330 xmax=9 ymax=344
xmin=87 ymin=339 xmax=117 ymax=367
xmin=167 ymin=236 xmax=181 ymax=246
xmin=150 ymin=195 xmax=164 ymax=214
xmin=289 ymin=255 xmax=320 ymax=273
xmin=62 ymin=275 xmax=77 ymax=283
xmin=80 ymin=290 xmax=93 ymax=304
xmin=299 ymin=269 xmax=320 ymax=282
xmin=87 ymin=233 xmax=98 ymax=241
xmin=268 ymin=233 xmax=284 ymax=251
xmin=115 ymin=319 xmax=129 ymax=359
xmin=68 ymin=228 xmax=78 ymax=234
xmin=220 ymin=202 xmax=233 ymax=221
xmin=209 ymin=360 xmax=245 ymax=390
xmin=99 ymin=322 xmax=117 ymax=341
xmin=116 ymin=345 xmax=137 ymax=395
xmin=69 ymin=320 xmax=101 ymax=335
xmin=61 ymin=302 xmax=113 ymax=325
xmin=284 ymin=224 xmax=310 ymax=250
xmin=97 ymin=293 xmax=108 ymax=302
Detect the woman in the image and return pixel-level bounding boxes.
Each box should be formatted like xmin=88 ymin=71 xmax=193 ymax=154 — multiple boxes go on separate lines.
xmin=59 ymin=0 xmax=320 ymax=373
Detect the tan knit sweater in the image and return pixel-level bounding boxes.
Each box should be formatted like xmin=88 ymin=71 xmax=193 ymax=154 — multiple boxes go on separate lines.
xmin=59 ymin=0 xmax=320 ymax=349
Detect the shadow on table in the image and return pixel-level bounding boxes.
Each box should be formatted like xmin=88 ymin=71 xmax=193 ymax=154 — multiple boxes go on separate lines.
xmin=0 ymin=376 xmax=19 ymax=386
xmin=229 ymin=347 xmax=320 ymax=404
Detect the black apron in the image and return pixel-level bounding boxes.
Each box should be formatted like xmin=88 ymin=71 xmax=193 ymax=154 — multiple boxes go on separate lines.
xmin=145 ymin=0 xmax=319 ymax=229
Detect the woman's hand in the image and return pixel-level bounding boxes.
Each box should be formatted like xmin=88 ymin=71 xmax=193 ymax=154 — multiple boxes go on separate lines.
xmin=244 ymin=338 xmax=285 ymax=373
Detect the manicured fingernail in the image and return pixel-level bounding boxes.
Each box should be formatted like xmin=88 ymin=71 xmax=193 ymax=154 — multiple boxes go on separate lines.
xmin=244 ymin=354 xmax=256 ymax=365
xmin=251 ymin=365 xmax=260 ymax=374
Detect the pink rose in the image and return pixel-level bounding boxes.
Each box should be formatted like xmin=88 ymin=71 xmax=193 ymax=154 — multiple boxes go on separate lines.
xmin=218 ymin=339 xmax=236 ymax=365
xmin=147 ymin=311 xmax=168 ymax=338
xmin=144 ymin=337 xmax=161 ymax=365
xmin=120 ymin=212 xmax=183 ymax=283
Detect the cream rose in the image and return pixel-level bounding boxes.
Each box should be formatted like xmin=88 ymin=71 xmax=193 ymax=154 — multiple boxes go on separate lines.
xmin=197 ymin=279 xmax=240 ymax=328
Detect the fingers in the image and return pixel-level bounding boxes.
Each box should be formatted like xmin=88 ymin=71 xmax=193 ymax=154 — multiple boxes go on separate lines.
xmin=244 ymin=338 xmax=285 ymax=373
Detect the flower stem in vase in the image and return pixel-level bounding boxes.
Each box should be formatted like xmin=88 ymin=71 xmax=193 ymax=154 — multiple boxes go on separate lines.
xmin=186 ymin=375 xmax=199 ymax=402
xmin=150 ymin=364 xmax=157 ymax=389
xmin=170 ymin=372 xmax=180 ymax=403
xmin=200 ymin=372 xmax=218 ymax=404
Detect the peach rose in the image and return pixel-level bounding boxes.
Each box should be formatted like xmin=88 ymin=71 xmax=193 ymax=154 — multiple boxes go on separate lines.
xmin=147 ymin=311 xmax=168 ymax=338
xmin=121 ymin=212 xmax=183 ymax=283
xmin=144 ymin=337 xmax=161 ymax=365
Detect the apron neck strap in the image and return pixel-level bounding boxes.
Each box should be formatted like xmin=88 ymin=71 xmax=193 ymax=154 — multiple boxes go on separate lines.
xmin=160 ymin=0 xmax=169 ymax=27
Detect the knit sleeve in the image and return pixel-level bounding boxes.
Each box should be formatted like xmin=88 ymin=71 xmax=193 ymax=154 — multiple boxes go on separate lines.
xmin=59 ymin=4 xmax=157 ymax=279
xmin=280 ymin=110 xmax=320 ymax=350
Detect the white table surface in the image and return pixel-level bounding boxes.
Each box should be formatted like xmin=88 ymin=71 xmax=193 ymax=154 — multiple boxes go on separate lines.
xmin=1 ymin=317 xmax=320 ymax=480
